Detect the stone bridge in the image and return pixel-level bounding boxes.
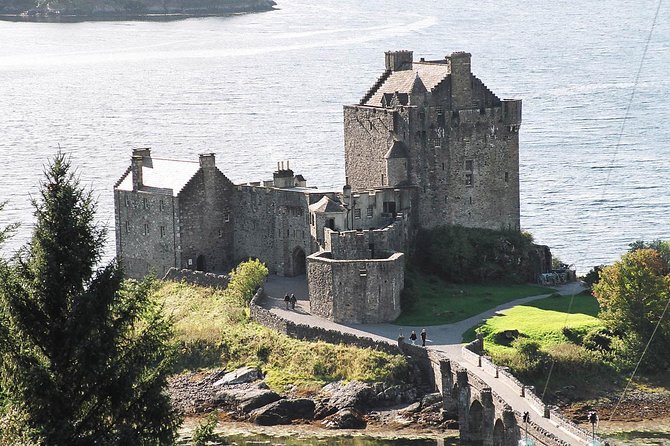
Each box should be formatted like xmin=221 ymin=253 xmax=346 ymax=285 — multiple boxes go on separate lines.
xmin=399 ymin=341 xmax=603 ymax=446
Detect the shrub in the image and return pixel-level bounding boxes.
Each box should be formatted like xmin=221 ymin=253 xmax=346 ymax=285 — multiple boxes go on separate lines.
xmin=582 ymin=328 xmax=613 ymax=352
xmin=191 ymin=411 xmax=218 ymax=446
xmin=582 ymin=265 xmax=603 ymax=289
xmin=413 ymin=225 xmax=536 ymax=283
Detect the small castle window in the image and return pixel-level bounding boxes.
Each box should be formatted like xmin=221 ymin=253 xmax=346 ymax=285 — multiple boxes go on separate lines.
xmin=143 ymin=223 xmax=149 ymax=235
xmin=125 ymin=221 xmax=130 ymax=233
xmin=465 ymin=159 xmax=474 ymax=171
xmin=224 ymin=212 xmax=230 ymax=223
xmin=354 ymin=209 xmax=361 ymax=219
xmin=159 ymin=199 xmax=164 ymax=211
xmin=367 ymin=205 xmax=373 ymax=218
xmin=465 ymin=173 xmax=473 ymax=186
xmin=160 ymin=226 xmax=166 ymax=238
xmin=381 ymin=174 xmax=385 ymax=185
xmin=310 ymin=214 xmax=315 ymax=226
xmin=125 ymin=195 xmax=130 ymax=207
xmin=505 ymin=172 xmax=509 ymax=182
xmin=142 ymin=198 xmax=148 ymax=209
xmin=442 ymin=162 xmax=445 ymax=171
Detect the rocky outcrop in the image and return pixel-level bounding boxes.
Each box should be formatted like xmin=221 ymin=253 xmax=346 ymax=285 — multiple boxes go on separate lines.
xmin=3 ymin=0 xmax=276 ymax=20
xmin=168 ymin=369 xmax=440 ymax=432
xmin=250 ymin=398 xmax=315 ymax=425
xmin=321 ymin=408 xmax=367 ymax=429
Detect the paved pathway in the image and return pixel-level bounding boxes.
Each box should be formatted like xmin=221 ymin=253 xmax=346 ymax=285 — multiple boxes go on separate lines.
xmin=261 ymin=275 xmax=589 ymax=445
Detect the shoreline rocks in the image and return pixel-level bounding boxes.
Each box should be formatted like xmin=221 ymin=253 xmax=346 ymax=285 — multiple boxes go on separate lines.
xmin=168 ymin=368 xmax=451 ymax=432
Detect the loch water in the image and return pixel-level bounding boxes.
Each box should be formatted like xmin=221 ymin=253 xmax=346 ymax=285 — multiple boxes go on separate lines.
xmin=0 ymin=0 xmax=669 ymax=271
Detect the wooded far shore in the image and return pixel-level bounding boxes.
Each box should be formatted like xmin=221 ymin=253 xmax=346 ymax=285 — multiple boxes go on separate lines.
xmin=0 ymin=0 xmax=276 ymax=21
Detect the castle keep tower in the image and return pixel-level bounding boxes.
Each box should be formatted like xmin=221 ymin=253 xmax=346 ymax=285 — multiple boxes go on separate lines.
xmin=344 ymin=51 xmax=522 ymax=231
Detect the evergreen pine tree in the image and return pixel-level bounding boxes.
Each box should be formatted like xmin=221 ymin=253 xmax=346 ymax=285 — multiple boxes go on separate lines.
xmin=0 ymin=153 xmax=181 ymax=445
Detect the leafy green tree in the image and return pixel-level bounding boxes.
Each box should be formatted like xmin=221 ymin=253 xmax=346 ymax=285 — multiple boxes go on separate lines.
xmin=227 ymin=258 xmax=268 ymax=304
xmin=0 ymin=154 xmax=181 ymax=445
xmin=592 ymin=248 xmax=670 ymax=370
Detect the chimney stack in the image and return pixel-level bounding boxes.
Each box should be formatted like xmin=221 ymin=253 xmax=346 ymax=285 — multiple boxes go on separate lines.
xmin=385 ymin=50 xmax=413 ymax=71
xmin=199 ymin=153 xmax=216 ymax=169
xmin=131 ymin=148 xmax=151 ymax=191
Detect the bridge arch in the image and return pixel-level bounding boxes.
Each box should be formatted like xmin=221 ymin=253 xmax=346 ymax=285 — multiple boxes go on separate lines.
xmin=493 ymin=418 xmax=505 ymax=446
xmin=468 ymin=399 xmax=484 ymax=442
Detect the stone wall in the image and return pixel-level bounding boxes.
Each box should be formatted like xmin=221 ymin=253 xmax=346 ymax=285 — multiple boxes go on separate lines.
xmin=343 ymin=106 xmax=396 ymax=190
xmin=249 ymin=289 xmax=399 ymax=356
xmin=114 ymin=188 xmax=178 ymax=279
xmin=162 ymin=267 xmax=229 ymax=289
xmin=326 ymin=212 xmax=410 ymax=261
xmin=178 ymin=159 xmax=236 ymax=274
xmin=307 ymin=251 xmax=404 ymax=323
xmin=235 ymin=186 xmax=322 ymax=276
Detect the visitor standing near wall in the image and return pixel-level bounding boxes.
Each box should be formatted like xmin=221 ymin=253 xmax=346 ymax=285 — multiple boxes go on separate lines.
xmin=421 ymin=328 xmax=427 ymax=347
xmin=284 ymin=293 xmax=290 ymax=309
xmin=290 ymin=293 xmax=297 ymax=310
xmin=409 ymin=330 xmax=417 ymax=345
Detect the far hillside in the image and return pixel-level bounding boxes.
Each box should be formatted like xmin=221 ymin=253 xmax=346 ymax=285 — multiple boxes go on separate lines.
xmin=0 ymin=0 xmax=276 ymax=19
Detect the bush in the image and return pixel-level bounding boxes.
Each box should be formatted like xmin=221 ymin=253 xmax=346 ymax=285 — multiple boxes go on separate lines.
xmin=413 ymin=225 xmax=536 ymax=283
xmin=191 ymin=411 xmax=218 ymax=446
xmin=582 ymin=265 xmax=603 ymax=289
xmin=582 ymin=328 xmax=613 ymax=352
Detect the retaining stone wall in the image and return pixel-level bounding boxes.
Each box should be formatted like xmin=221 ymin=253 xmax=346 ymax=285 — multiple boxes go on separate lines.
xmin=163 ymin=267 xmax=229 ymax=289
xmin=249 ymin=289 xmax=399 ymax=356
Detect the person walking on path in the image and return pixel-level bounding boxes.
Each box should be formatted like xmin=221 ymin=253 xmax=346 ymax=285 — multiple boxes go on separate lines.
xmin=289 ymin=293 xmax=297 ymax=310
xmin=421 ymin=328 xmax=427 ymax=347
xmin=284 ymin=293 xmax=290 ymax=309
xmin=409 ymin=330 xmax=417 ymax=345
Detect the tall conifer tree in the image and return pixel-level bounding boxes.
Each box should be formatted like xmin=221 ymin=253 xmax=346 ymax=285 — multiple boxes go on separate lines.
xmin=0 ymin=153 xmax=180 ymax=445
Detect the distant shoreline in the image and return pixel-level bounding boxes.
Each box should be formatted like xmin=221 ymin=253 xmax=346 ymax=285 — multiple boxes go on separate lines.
xmin=0 ymin=0 xmax=276 ymax=23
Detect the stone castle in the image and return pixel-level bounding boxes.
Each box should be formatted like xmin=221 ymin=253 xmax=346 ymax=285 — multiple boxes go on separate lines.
xmin=114 ymin=50 xmax=525 ymax=324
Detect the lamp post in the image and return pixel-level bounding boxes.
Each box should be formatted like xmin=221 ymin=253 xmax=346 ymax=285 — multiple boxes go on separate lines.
xmin=518 ymin=411 xmax=535 ymax=446
xmin=586 ymin=411 xmax=602 ymax=446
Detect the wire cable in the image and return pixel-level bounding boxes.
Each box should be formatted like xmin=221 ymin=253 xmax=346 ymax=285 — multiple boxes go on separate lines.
xmin=608 ymin=296 xmax=670 ymax=422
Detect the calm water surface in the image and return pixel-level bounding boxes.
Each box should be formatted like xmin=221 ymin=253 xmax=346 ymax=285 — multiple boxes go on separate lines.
xmin=0 ymin=0 xmax=669 ymax=272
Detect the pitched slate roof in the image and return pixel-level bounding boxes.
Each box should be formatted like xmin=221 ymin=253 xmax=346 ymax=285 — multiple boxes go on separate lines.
xmin=365 ymin=62 xmax=450 ymax=107
xmin=309 ymin=195 xmax=345 ymax=214
xmin=384 ymin=140 xmax=409 ymax=159
xmin=115 ymin=158 xmax=201 ymax=196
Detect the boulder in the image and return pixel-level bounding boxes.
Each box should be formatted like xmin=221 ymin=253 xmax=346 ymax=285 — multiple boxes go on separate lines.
xmin=321 ymin=408 xmax=367 ymax=429
xmin=213 ymin=366 xmax=261 ymax=386
xmin=318 ymin=381 xmax=375 ymax=412
xmin=214 ymin=383 xmax=282 ymax=413
xmin=420 ymin=392 xmax=442 ymax=408
xmin=251 ymin=398 xmax=315 ymax=426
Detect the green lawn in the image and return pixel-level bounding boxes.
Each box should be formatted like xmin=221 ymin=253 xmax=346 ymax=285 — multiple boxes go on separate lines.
xmin=464 ymin=293 xmax=603 ymax=352
xmin=395 ymin=270 xmax=555 ymax=326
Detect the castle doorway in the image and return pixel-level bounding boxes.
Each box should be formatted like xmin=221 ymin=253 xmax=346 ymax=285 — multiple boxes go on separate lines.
xmin=196 ymin=255 xmax=206 ymax=272
xmin=291 ymin=247 xmax=306 ymax=276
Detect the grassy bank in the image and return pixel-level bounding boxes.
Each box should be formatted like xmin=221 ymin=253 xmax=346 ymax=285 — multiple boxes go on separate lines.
xmin=155 ymin=279 xmax=408 ymax=391
xmin=396 ymin=269 xmax=553 ymax=326
xmin=464 ymin=291 xmax=614 ymax=398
